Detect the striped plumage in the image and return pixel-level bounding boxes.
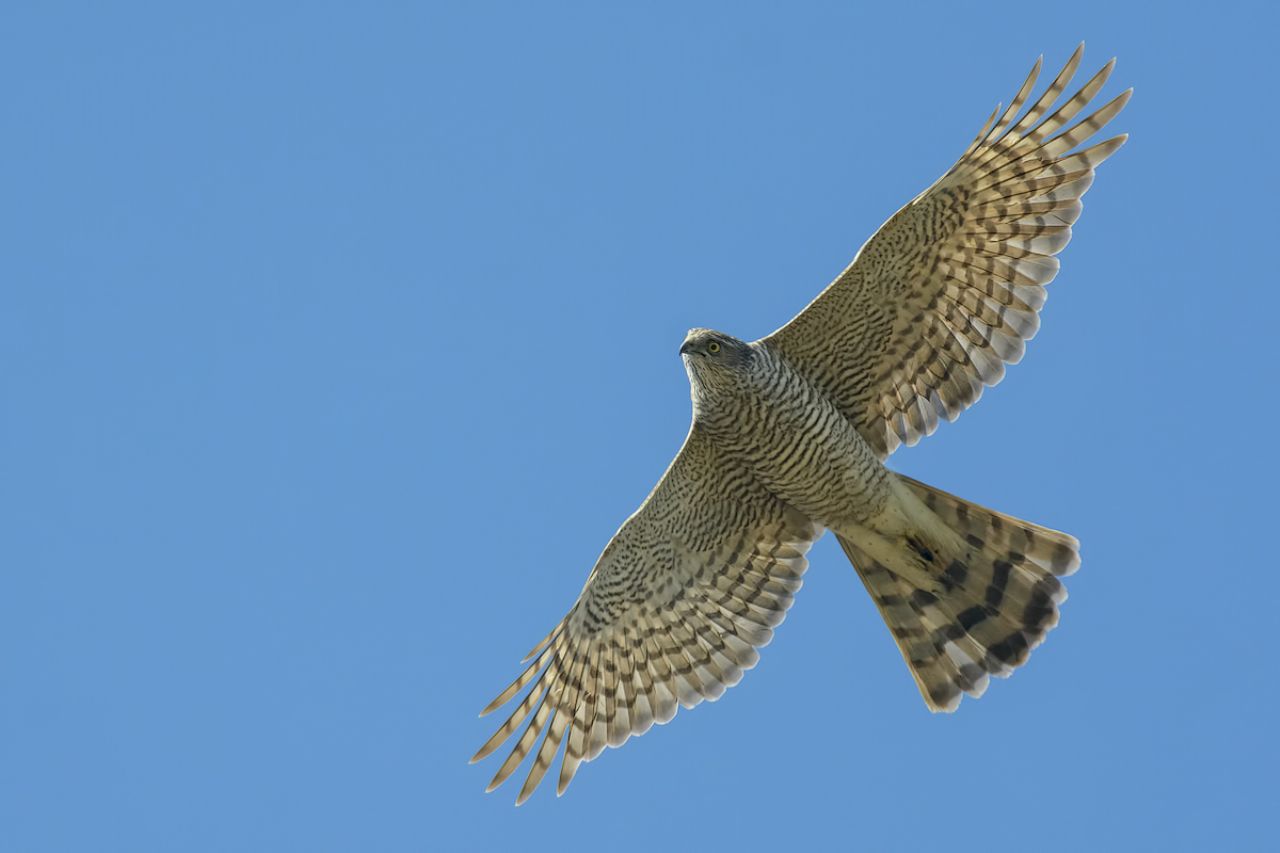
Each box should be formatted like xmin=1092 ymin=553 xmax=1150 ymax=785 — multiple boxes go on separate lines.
xmin=767 ymin=45 xmax=1128 ymax=458
xmin=474 ymin=46 xmax=1126 ymax=803
xmin=473 ymin=424 xmax=821 ymax=804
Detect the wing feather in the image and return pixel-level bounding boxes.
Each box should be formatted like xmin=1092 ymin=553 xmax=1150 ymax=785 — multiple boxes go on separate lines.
xmin=472 ymin=425 xmax=820 ymax=803
xmin=763 ymin=46 xmax=1129 ymax=457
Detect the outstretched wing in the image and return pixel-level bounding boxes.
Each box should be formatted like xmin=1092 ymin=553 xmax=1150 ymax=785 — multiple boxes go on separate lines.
xmin=472 ymin=425 xmax=821 ymax=804
xmin=763 ymin=45 xmax=1130 ymax=458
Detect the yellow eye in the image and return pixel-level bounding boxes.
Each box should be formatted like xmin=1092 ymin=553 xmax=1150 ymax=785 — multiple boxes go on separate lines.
xmin=707 ymin=341 xmax=721 ymax=354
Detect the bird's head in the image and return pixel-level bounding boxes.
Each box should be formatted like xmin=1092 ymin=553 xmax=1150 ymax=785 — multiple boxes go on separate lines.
xmin=680 ymin=328 xmax=754 ymax=398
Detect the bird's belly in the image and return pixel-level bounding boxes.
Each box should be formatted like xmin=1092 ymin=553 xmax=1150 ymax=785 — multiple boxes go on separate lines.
xmin=729 ymin=393 xmax=892 ymax=528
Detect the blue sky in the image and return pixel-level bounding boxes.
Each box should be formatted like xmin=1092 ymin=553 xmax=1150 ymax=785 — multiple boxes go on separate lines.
xmin=3 ymin=2 xmax=1276 ymax=851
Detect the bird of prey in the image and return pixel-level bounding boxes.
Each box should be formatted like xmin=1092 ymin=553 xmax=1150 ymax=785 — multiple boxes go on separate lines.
xmin=473 ymin=45 xmax=1128 ymax=804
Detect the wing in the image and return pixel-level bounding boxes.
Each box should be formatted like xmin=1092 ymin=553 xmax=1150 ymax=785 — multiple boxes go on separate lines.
xmin=471 ymin=425 xmax=820 ymax=804
xmin=763 ymin=45 xmax=1130 ymax=458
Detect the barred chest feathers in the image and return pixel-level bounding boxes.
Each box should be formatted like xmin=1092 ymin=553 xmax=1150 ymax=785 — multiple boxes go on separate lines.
xmin=692 ymin=343 xmax=893 ymax=526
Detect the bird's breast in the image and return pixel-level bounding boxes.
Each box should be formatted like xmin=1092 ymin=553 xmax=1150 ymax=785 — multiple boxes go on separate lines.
xmin=705 ymin=360 xmax=892 ymax=526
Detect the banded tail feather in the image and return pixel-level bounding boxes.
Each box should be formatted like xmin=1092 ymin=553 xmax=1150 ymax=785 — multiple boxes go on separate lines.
xmin=838 ymin=476 xmax=1079 ymax=711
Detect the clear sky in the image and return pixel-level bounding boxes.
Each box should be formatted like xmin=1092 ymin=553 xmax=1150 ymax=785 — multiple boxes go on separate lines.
xmin=3 ymin=2 xmax=1276 ymax=851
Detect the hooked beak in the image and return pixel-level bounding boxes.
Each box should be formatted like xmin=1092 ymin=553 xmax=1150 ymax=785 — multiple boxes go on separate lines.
xmin=679 ymin=340 xmax=696 ymax=356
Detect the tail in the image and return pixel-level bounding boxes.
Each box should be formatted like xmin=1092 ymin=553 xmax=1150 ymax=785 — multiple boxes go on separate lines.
xmin=837 ymin=474 xmax=1080 ymax=712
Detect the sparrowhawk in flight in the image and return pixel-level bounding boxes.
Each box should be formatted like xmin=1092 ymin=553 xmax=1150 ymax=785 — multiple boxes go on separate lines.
xmin=472 ymin=45 xmax=1128 ymax=804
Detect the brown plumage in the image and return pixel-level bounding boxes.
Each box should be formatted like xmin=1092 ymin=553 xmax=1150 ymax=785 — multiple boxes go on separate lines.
xmin=473 ymin=45 xmax=1126 ymax=804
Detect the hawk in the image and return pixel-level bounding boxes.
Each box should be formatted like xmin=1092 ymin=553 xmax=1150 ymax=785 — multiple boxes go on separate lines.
xmin=473 ymin=45 xmax=1128 ymax=804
